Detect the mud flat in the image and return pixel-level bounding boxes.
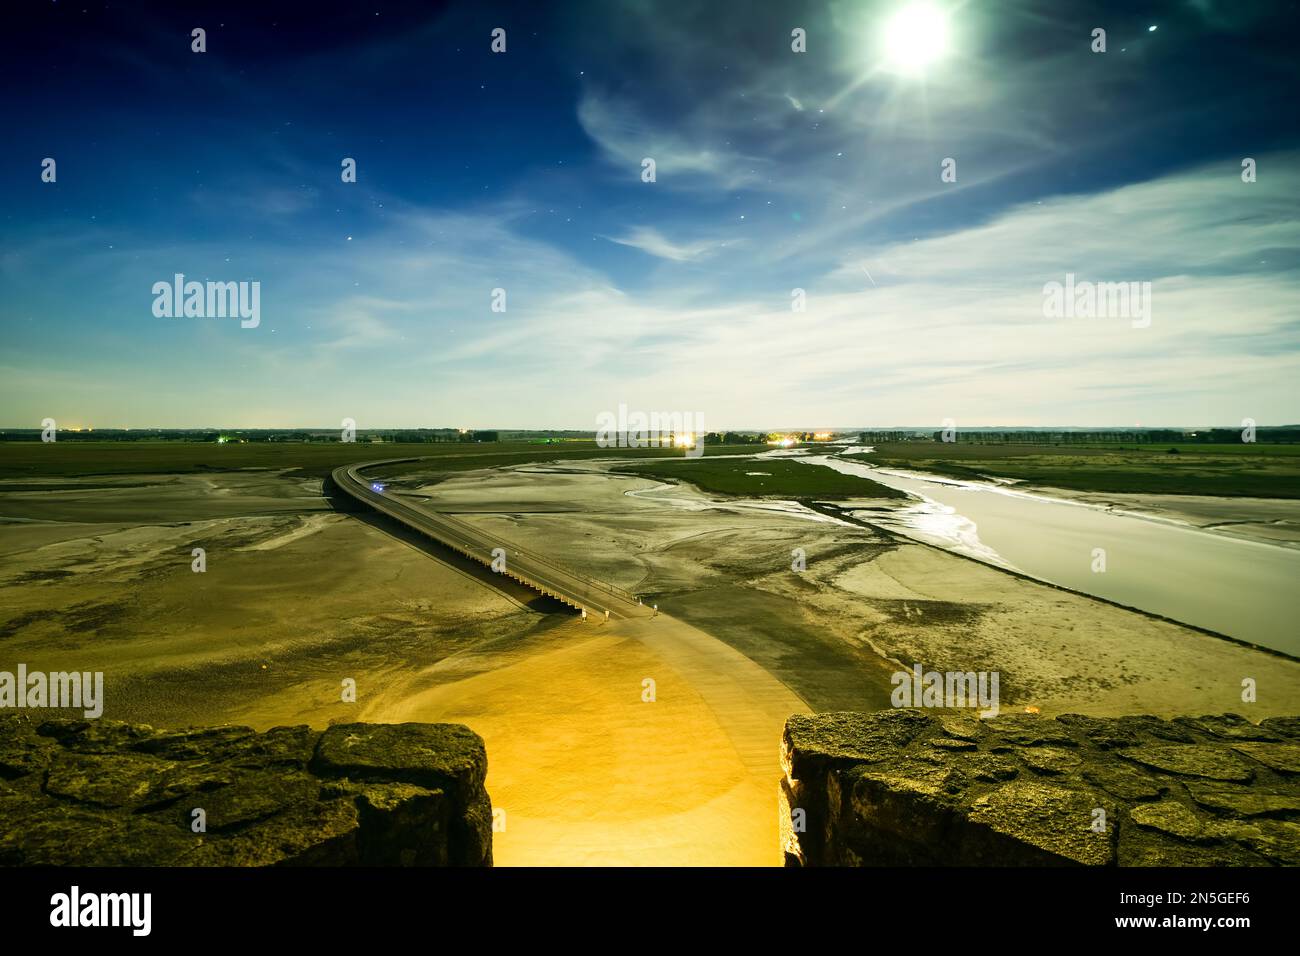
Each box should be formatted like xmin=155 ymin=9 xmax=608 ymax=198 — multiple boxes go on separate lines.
xmin=0 ymin=471 xmax=548 ymax=732
xmin=3 ymin=459 xmax=1298 ymax=866
xmin=1041 ymin=489 xmax=1300 ymax=549
xmin=394 ymin=460 xmax=1300 ymax=719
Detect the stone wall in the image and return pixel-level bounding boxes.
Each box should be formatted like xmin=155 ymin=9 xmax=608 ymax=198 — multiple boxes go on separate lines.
xmin=0 ymin=717 xmax=493 ymax=866
xmin=781 ymin=710 xmax=1300 ymax=866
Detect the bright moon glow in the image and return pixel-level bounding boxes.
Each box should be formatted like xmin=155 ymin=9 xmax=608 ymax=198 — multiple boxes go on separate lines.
xmin=884 ymin=4 xmax=950 ymax=74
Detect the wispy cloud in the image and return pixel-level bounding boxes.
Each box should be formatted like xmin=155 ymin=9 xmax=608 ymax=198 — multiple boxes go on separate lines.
xmin=4 ymin=153 xmax=1298 ymax=428
xmin=576 ymin=91 xmax=771 ymax=191
xmin=603 ymin=226 xmax=738 ymax=262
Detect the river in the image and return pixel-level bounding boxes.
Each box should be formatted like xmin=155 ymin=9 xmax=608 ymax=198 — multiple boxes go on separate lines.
xmin=802 ymin=452 xmax=1300 ymax=657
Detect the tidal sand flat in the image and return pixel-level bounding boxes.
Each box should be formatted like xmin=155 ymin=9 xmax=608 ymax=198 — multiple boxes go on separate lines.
xmin=3 ymin=458 xmax=1298 ymax=866
xmin=382 ymin=459 xmax=1300 ymax=718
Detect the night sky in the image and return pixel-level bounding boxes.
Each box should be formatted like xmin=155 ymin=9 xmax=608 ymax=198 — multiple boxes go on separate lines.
xmin=2 ymin=0 xmax=1297 ymax=428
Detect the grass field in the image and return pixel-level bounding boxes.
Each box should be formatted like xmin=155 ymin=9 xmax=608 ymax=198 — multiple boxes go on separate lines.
xmin=0 ymin=441 xmax=770 ymax=480
xmin=844 ymin=442 xmax=1300 ymax=498
xmin=612 ymin=457 xmax=907 ymax=499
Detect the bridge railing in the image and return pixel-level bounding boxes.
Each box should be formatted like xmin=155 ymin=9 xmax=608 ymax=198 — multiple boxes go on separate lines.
xmin=427 ymin=509 xmax=640 ymax=602
xmin=335 ymin=462 xmax=642 ymax=612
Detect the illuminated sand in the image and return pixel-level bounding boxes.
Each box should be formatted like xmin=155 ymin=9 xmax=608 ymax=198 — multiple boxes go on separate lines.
xmin=368 ymin=617 xmax=806 ymax=866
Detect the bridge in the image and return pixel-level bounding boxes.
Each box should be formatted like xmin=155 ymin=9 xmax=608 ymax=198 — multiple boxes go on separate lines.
xmin=331 ymin=459 xmax=651 ymax=620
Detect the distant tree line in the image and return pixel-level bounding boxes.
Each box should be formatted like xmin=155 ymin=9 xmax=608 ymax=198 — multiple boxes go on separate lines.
xmin=391 ymin=430 xmax=499 ymax=443
xmin=0 ymin=428 xmax=501 ymax=443
xmin=703 ymin=432 xmax=764 ymax=444
xmin=916 ymin=429 xmax=1300 ymax=445
xmin=859 ymin=431 xmax=927 ymax=443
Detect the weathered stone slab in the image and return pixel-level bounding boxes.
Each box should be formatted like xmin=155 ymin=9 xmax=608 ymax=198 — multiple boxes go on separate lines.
xmin=784 ymin=710 xmax=931 ymax=772
xmin=1260 ymin=717 xmax=1300 ymax=739
xmin=311 ymin=722 xmax=486 ymax=798
xmin=782 ymin=710 xmax=1299 ymax=867
xmin=43 ymin=751 xmax=177 ymax=810
xmin=1129 ymin=801 xmax=1214 ymax=843
xmin=1231 ymin=743 xmax=1300 ymax=775
xmin=0 ymin=716 xmax=492 ymax=866
xmin=1118 ymin=745 xmax=1255 ymax=782
xmin=1175 ymin=715 xmax=1283 ymax=742
xmin=1021 ymin=747 xmax=1082 ymax=775
xmin=1082 ymin=764 xmax=1166 ymax=801
xmin=1186 ymin=781 xmax=1300 ymax=818
xmin=969 ymin=780 xmax=1113 ymax=865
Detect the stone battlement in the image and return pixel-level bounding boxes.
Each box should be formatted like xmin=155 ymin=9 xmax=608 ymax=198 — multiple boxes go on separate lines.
xmin=781 ymin=710 xmax=1300 ymax=866
xmin=0 ymin=717 xmax=492 ymax=866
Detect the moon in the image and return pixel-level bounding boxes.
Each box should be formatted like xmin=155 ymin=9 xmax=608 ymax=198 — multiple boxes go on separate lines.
xmin=883 ymin=4 xmax=951 ymax=74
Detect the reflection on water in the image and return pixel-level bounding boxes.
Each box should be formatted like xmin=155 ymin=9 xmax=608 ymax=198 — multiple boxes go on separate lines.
xmin=810 ymin=454 xmax=1300 ymax=656
xmin=858 ymin=496 xmax=1015 ymax=569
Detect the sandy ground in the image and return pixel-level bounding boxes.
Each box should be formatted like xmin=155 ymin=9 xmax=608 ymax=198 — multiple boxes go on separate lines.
xmin=366 ymin=615 xmax=804 ymax=865
xmin=0 ymin=473 xmax=546 ymax=730
xmin=2 ymin=462 xmax=1298 ymax=866
xmin=406 ymin=461 xmax=1300 ymax=718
